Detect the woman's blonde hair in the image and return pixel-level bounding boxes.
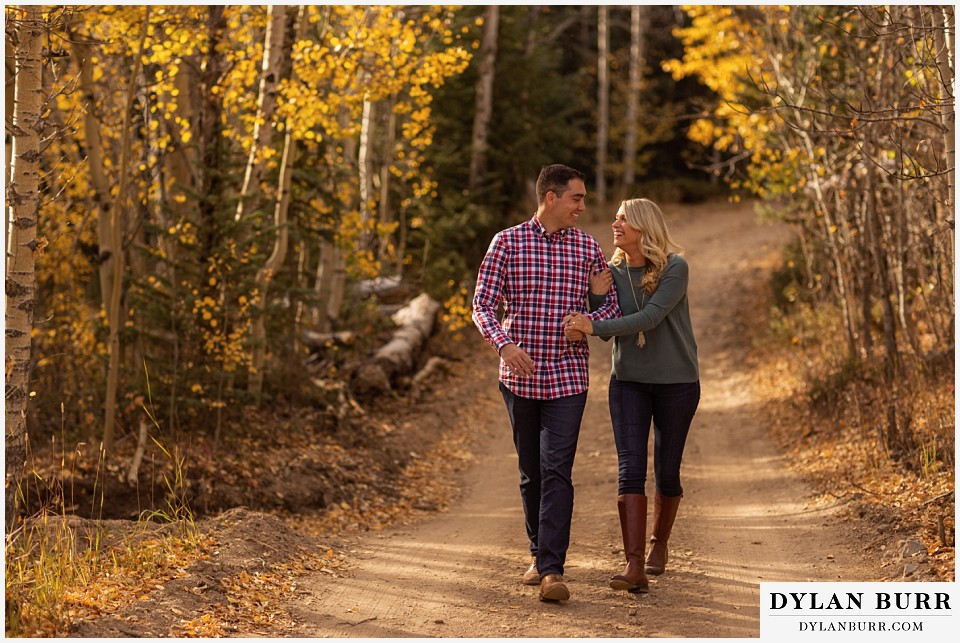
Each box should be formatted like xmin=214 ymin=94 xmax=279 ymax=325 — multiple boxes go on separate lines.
xmin=610 ymin=198 xmax=683 ymax=294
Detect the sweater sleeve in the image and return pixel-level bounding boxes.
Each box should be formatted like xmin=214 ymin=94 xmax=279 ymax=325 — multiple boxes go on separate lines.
xmin=588 ymin=291 xmax=606 ymax=311
xmin=591 ymin=257 xmax=688 ymax=337
xmin=587 ymin=291 xmax=613 ymax=342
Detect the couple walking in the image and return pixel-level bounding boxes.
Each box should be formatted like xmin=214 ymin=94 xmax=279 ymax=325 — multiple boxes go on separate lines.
xmin=472 ymin=164 xmax=700 ymax=602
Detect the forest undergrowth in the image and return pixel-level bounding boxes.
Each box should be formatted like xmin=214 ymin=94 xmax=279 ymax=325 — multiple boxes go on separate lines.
xmin=4 ymin=323 xmax=484 ymax=637
xmin=746 ymin=276 xmax=955 ymax=583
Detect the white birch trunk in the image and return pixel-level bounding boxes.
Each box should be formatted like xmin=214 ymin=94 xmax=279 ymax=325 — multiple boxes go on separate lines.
xmin=933 ymin=6 xmax=955 ymax=341
xmin=74 ymin=41 xmax=117 ymax=319
xmin=319 ymin=109 xmax=356 ymax=328
xmin=596 ymin=6 xmax=609 ymax=205
xmin=248 ymin=128 xmax=295 ymax=396
xmin=103 ymin=8 xmax=151 ymax=455
xmin=234 ymin=4 xmax=287 ymax=224
xmin=247 ymin=6 xmax=305 ymax=397
xmin=5 ymin=5 xmax=44 ymax=527
xmin=622 ymin=6 xmax=648 ymax=191
xmin=5 ymin=37 xmax=16 ymax=259
xmin=358 ymin=96 xmax=376 ymax=252
xmin=379 ymin=100 xmax=397 ymax=270
xmin=469 ymin=5 xmax=499 ymax=192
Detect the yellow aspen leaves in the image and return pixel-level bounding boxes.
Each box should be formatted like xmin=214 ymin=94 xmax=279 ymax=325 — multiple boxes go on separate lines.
xmin=25 ymin=4 xmax=477 ymax=425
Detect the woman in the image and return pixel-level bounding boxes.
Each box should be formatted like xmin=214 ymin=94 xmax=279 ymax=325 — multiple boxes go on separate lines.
xmin=563 ymin=198 xmax=700 ymax=594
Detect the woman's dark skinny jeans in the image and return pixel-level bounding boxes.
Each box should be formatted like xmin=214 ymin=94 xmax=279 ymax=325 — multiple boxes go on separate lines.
xmin=608 ymin=375 xmax=700 ymax=497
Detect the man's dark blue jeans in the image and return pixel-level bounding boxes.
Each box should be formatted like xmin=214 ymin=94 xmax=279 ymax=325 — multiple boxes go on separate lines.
xmin=499 ymin=382 xmax=587 ymax=580
xmin=608 ymin=375 xmax=700 ymax=497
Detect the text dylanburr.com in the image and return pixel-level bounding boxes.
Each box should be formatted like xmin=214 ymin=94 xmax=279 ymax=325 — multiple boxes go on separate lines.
xmin=761 ymin=582 xmax=956 ymax=639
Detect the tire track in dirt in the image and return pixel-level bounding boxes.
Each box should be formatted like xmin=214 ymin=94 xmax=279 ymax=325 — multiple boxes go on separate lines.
xmin=282 ymin=200 xmax=882 ymax=638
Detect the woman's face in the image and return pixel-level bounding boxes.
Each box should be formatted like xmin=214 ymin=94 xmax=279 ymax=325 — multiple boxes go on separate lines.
xmin=612 ymin=206 xmax=641 ymax=255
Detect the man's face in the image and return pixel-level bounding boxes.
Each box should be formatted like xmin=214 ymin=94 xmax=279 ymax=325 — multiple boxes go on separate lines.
xmin=547 ymin=178 xmax=587 ymax=230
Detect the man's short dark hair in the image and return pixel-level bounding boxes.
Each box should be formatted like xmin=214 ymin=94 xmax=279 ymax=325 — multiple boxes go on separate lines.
xmin=536 ymin=164 xmax=586 ymax=205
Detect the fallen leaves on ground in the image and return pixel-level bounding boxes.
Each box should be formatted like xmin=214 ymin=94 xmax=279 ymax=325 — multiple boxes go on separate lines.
xmin=21 ymin=335 xmax=489 ymax=638
xmin=746 ymin=306 xmax=954 ymax=582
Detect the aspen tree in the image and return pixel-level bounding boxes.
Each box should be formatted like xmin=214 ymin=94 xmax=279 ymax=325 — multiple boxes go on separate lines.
xmin=622 ymin=6 xmax=649 ymax=193
xmin=103 ymin=7 xmax=151 ymax=455
xmin=234 ymin=4 xmax=287 ymax=225
xmin=73 ymin=40 xmax=117 ymax=321
xmin=249 ymin=6 xmax=306 ymax=397
xmin=468 ymin=5 xmax=499 ymax=192
xmin=596 ymin=6 xmax=609 ymax=205
xmin=5 ymin=4 xmax=44 ymax=527
xmin=667 ymin=5 xmax=954 ymax=374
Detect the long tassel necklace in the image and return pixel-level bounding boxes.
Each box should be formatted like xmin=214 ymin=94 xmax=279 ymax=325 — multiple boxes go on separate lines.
xmin=628 ymin=267 xmax=647 ymax=348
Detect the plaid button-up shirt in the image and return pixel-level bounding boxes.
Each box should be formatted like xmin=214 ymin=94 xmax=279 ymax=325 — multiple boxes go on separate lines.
xmin=472 ymin=216 xmax=620 ymax=399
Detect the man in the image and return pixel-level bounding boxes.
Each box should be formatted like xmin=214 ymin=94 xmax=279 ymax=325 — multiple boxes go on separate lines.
xmin=472 ymin=164 xmax=620 ymax=602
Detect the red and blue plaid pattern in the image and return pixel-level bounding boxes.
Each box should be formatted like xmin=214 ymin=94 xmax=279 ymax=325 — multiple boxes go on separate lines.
xmin=472 ymin=216 xmax=620 ymax=399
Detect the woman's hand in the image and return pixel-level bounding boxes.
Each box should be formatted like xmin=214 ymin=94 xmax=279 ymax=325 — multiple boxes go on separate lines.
xmin=562 ymin=312 xmax=594 ymax=336
xmin=590 ymin=268 xmax=613 ymax=296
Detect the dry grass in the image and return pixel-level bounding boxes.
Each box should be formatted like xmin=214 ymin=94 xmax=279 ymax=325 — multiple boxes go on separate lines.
xmin=5 ymin=512 xmax=208 ymax=637
xmin=5 ymin=402 xmax=206 ymax=637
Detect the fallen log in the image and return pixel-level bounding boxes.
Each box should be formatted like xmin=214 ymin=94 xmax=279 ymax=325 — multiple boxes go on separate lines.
xmin=411 ymin=355 xmax=449 ymax=389
xmin=354 ymin=275 xmax=412 ymax=303
xmin=408 ymin=356 xmax=451 ymax=402
xmin=300 ymin=329 xmax=356 ymax=351
xmin=350 ymin=292 xmax=441 ymax=395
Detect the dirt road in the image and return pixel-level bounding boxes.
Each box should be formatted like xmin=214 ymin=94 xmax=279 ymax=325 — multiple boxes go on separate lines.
xmin=281 ymin=200 xmax=883 ymax=638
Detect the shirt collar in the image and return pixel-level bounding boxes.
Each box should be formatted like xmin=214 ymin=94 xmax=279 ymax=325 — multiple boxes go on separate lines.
xmin=530 ymin=215 xmax=569 ymax=241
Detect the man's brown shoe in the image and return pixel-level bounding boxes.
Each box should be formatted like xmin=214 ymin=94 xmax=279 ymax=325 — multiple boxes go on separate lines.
xmin=538 ymin=574 xmax=570 ymax=602
xmin=522 ymin=558 xmax=540 ymax=586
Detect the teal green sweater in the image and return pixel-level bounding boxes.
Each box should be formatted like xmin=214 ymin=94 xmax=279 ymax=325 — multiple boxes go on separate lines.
xmin=589 ymin=254 xmax=699 ymax=384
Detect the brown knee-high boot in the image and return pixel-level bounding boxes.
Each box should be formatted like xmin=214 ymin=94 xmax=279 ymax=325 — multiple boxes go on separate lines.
xmin=609 ymin=494 xmax=649 ymax=593
xmin=645 ymin=492 xmax=681 ymax=575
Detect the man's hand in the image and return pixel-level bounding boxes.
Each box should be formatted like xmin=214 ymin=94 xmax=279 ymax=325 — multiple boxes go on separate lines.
xmin=499 ymin=343 xmax=536 ymax=378
xmin=564 ymin=324 xmax=586 ymax=341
